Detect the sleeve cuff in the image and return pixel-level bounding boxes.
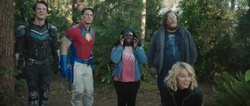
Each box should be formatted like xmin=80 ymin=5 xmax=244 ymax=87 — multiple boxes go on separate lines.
xmin=65 ymin=34 xmax=73 ymax=42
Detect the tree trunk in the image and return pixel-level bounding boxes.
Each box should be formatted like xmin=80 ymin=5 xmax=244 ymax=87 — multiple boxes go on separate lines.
xmin=141 ymin=0 xmax=146 ymax=46
xmin=72 ymin=0 xmax=88 ymax=24
xmin=0 ymin=0 xmax=15 ymax=106
xmin=231 ymin=0 xmax=235 ymax=11
xmin=72 ymin=0 xmax=77 ymax=23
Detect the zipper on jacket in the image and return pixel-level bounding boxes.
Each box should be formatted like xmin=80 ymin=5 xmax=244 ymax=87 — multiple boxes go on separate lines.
xmin=181 ymin=93 xmax=192 ymax=106
xmin=167 ymin=88 xmax=177 ymax=106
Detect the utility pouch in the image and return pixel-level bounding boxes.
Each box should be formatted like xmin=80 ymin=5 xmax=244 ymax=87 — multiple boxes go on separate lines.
xmin=45 ymin=59 xmax=50 ymax=66
xmin=26 ymin=59 xmax=34 ymax=66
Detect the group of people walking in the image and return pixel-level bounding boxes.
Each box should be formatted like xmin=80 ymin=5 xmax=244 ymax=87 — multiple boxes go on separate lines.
xmin=15 ymin=1 xmax=202 ymax=106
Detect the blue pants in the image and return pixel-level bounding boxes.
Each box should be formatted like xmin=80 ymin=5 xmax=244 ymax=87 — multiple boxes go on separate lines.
xmin=157 ymin=74 xmax=167 ymax=106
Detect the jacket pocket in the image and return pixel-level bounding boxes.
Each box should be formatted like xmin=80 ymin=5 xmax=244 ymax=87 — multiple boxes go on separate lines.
xmin=153 ymin=53 xmax=160 ymax=68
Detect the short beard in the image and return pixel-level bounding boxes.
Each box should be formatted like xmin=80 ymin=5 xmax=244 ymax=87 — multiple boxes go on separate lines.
xmin=167 ymin=24 xmax=179 ymax=31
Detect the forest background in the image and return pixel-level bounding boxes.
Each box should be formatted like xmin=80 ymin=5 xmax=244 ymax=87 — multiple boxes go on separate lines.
xmin=0 ymin=0 xmax=250 ymax=105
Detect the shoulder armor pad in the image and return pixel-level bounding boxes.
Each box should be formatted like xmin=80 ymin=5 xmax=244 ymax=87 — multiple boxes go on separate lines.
xmin=17 ymin=25 xmax=26 ymax=37
xmin=48 ymin=24 xmax=57 ymax=36
xmin=48 ymin=24 xmax=57 ymax=30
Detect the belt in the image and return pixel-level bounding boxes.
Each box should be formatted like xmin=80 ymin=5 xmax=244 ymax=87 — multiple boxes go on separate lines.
xmin=28 ymin=58 xmax=49 ymax=65
xmin=69 ymin=55 xmax=88 ymax=64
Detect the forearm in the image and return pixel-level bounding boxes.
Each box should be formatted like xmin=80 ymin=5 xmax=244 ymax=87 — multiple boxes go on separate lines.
xmin=147 ymin=39 xmax=156 ymax=68
xmin=15 ymin=37 xmax=25 ymax=67
xmin=188 ymin=33 xmax=197 ymax=66
xmin=110 ymin=45 xmax=124 ymax=64
xmin=60 ymin=37 xmax=72 ymax=77
xmin=135 ymin=46 xmax=147 ymax=64
xmin=51 ymin=49 xmax=60 ymax=62
xmin=61 ymin=37 xmax=71 ymax=55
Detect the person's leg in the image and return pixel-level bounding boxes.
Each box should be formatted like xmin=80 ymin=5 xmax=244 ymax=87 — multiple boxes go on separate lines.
xmin=25 ymin=65 xmax=40 ymax=106
xmin=157 ymin=74 xmax=165 ymax=106
xmin=82 ymin=64 xmax=94 ymax=106
xmin=71 ymin=62 xmax=85 ymax=106
xmin=127 ymin=81 xmax=140 ymax=106
xmin=113 ymin=81 xmax=127 ymax=106
xmin=39 ymin=65 xmax=51 ymax=106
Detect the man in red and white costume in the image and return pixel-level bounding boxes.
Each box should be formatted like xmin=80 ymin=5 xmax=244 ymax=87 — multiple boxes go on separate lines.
xmin=60 ymin=8 xmax=95 ymax=106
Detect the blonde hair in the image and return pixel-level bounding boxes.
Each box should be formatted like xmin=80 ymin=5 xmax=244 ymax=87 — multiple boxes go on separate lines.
xmin=164 ymin=62 xmax=198 ymax=91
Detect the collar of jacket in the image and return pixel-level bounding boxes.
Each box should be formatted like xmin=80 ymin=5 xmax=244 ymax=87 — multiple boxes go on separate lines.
xmin=160 ymin=26 xmax=186 ymax=35
xmin=167 ymin=86 xmax=194 ymax=98
xmin=28 ymin=18 xmax=49 ymax=27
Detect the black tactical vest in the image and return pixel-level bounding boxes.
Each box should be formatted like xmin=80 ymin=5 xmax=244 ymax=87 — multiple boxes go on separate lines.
xmin=24 ymin=21 xmax=52 ymax=60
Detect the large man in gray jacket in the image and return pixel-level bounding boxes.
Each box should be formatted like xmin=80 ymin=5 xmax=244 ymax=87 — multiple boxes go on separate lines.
xmin=147 ymin=10 xmax=197 ymax=105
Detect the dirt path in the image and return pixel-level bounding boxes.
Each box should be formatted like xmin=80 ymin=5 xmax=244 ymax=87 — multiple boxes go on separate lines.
xmin=15 ymin=74 xmax=214 ymax=106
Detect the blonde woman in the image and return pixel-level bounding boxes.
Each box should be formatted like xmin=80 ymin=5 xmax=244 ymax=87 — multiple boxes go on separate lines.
xmin=161 ymin=62 xmax=202 ymax=106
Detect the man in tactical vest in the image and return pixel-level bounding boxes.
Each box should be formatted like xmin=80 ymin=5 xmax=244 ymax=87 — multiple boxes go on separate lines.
xmin=15 ymin=1 xmax=60 ymax=106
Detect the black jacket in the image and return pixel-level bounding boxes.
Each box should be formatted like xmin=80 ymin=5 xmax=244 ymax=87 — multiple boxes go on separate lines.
xmin=161 ymin=83 xmax=203 ymax=106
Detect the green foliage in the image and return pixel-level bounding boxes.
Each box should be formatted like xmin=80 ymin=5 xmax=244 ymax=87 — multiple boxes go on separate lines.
xmin=46 ymin=0 xmax=72 ymax=39
xmin=139 ymin=81 xmax=157 ymax=91
xmin=245 ymin=70 xmax=250 ymax=81
xmin=14 ymin=0 xmax=36 ymax=31
xmin=205 ymin=72 xmax=250 ymax=106
xmin=145 ymin=0 xmax=162 ymax=41
xmin=233 ymin=0 xmax=250 ymax=73
xmin=0 ymin=66 xmax=9 ymax=102
xmin=178 ymin=0 xmax=250 ymax=81
xmin=179 ymin=0 xmax=226 ymax=80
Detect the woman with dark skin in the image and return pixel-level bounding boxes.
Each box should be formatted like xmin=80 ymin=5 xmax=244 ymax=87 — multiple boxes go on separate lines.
xmin=111 ymin=29 xmax=147 ymax=106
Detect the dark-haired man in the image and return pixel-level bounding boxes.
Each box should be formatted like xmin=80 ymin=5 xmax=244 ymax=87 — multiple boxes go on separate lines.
xmin=60 ymin=8 xmax=95 ymax=106
xmin=15 ymin=1 xmax=60 ymax=106
xmin=147 ymin=10 xmax=197 ymax=105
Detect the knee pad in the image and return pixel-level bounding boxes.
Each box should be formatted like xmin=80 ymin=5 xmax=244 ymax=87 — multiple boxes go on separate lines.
xmin=29 ymin=91 xmax=38 ymax=100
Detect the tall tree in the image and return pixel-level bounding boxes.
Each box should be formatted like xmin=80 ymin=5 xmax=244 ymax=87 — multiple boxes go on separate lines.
xmin=0 ymin=0 xmax=15 ymax=105
xmin=231 ymin=0 xmax=236 ymax=11
xmin=141 ymin=0 xmax=146 ymax=45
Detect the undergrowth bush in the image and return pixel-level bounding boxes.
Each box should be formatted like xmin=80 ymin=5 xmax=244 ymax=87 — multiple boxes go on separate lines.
xmin=205 ymin=71 xmax=250 ymax=106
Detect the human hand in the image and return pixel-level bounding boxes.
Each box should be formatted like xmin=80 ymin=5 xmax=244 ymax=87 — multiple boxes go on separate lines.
xmin=53 ymin=64 xmax=60 ymax=75
xmin=17 ymin=68 xmax=26 ymax=79
xmin=133 ymin=37 xmax=138 ymax=49
xmin=60 ymin=65 xmax=68 ymax=78
xmin=150 ymin=67 xmax=157 ymax=75
xmin=119 ymin=34 xmax=124 ymax=46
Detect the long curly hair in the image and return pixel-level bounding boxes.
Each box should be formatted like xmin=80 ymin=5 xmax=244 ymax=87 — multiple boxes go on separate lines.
xmin=164 ymin=62 xmax=198 ymax=91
